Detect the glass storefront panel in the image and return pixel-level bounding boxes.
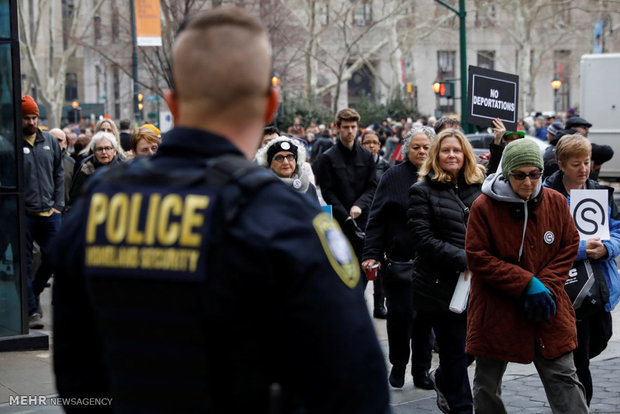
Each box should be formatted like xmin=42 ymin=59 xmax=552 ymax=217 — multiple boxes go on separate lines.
xmin=0 ymin=0 xmax=9 ymax=39
xmin=0 ymin=42 xmax=15 ymax=189
xmin=0 ymin=194 xmax=21 ymax=336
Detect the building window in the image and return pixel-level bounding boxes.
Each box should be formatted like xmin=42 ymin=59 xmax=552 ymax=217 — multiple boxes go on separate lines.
xmin=474 ymin=2 xmax=495 ymax=27
xmin=111 ymin=0 xmax=119 ymax=41
xmin=62 ymin=0 xmax=74 ymax=50
xmin=65 ymin=73 xmax=78 ymax=101
xmin=351 ymin=0 xmax=372 ymax=26
xmin=552 ymin=0 xmax=570 ymax=25
xmin=437 ymin=50 xmax=456 ymax=113
xmin=95 ymin=64 xmax=101 ymax=101
xmin=477 ymin=50 xmax=495 ymax=70
xmin=319 ymin=2 xmax=329 ymax=26
xmin=438 ymin=50 xmax=455 ymax=75
xmin=94 ymin=15 xmax=102 ymax=45
xmin=553 ymin=50 xmax=571 ymax=112
xmin=348 ymin=62 xmax=375 ymax=106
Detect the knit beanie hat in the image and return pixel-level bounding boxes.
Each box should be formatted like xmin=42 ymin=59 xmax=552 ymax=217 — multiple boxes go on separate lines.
xmin=267 ymin=138 xmax=298 ymax=164
xmin=22 ymin=95 xmax=39 ymax=116
xmin=501 ymin=139 xmax=543 ymax=180
xmin=142 ymin=123 xmax=161 ymax=136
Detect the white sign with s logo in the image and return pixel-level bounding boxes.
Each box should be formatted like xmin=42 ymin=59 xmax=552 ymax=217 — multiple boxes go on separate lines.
xmin=569 ymin=189 xmax=609 ymax=241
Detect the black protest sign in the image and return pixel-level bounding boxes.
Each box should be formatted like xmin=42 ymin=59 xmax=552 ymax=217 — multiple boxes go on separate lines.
xmin=467 ymin=66 xmax=519 ymax=131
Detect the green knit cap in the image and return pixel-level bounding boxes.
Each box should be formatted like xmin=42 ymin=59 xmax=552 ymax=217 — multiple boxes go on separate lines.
xmin=501 ymin=139 xmax=543 ymax=180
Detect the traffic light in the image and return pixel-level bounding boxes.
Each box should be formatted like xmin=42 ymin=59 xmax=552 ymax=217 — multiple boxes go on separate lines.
xmin=432 ymin=81 xmax=454 ymax=98
xmin=406 ymin=82 xmax=413 ymax=94
xmin=137 ymin=93 xmax=144 ymax=111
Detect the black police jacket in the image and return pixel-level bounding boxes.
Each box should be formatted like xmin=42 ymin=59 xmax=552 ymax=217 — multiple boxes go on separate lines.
xmin=52 ymin=127 xmax=390 ymax=414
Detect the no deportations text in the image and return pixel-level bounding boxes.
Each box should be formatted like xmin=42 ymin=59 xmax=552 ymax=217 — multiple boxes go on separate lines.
xmin=472 ymin=95 xmax=515 ymax=111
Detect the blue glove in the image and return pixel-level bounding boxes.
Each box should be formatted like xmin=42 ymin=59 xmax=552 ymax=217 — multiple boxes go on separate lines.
xmin=524 ymin=277 xmax=556 ymax=321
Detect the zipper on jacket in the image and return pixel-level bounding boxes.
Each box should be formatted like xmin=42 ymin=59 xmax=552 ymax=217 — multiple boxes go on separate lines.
xmin=31 ymin=139 xmax=45 ymax=210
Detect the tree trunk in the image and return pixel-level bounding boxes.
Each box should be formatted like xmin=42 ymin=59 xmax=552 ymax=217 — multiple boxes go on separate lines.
xmin=304 ymin=0 xmax=316 ymax=99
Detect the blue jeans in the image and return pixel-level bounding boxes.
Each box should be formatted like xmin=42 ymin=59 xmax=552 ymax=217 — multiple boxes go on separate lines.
xmin=26 ymin=213 xmax=62 ymax=315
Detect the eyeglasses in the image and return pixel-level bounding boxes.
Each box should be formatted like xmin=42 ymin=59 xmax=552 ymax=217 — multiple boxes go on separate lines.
xmin=95 ymin=146 xmax=115 ymax=153
xmin=273 ymin=154 xmax=295 ymax=163
xmin=510 ymin=171 xmax=542 ymax=180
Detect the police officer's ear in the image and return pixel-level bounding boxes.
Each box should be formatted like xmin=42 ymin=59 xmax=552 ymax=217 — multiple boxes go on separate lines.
xmin=264 ymin=85 xmax=281 ymax=125
xmin=164 ymin=89 xmax=179 ymax=123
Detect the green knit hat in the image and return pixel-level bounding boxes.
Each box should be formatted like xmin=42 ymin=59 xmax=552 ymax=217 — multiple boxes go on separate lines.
xmin=501 ymin=139 xmax=543 ymax=180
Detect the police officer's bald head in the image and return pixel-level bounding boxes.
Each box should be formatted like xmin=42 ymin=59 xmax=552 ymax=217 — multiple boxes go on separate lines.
xmin=171 ymin=7 xmax=272 ymax=123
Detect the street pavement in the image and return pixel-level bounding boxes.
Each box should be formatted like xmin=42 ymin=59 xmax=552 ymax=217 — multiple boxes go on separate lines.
xmin=0 ymin=283 xmax=619 ymax=413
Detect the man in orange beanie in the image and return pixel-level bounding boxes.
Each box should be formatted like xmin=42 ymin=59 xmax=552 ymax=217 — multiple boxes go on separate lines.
xmin=21 ymin=94 xmax=64 ymax=329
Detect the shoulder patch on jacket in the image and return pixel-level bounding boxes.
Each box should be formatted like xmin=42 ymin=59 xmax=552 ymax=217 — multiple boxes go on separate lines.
xmin=312 ymin=213 xmax=360 ymax=288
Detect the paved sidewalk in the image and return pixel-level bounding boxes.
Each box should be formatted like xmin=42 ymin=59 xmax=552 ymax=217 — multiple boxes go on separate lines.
xmin=0 ymin=285 xmax=619 ymax=412
xmin=370 ymin=287 xmax=620 ymax=414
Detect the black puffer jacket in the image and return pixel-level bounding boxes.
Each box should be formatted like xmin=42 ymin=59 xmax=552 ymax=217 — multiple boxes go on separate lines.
xmin=407 ymin=172 xmax=482 ymax=312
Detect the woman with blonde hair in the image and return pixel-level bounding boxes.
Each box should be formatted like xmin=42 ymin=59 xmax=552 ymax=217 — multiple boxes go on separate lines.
xmin=407 ymin=128 xmax=485 ymax=413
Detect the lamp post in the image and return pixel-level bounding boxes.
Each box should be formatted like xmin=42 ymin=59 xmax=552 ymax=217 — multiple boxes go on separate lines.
xmin=551 ymin=78 xmax=562 ymax=112
xmin=434 ymin=0 xmax=470 ymax=132
xmin=71 ymin=100 xmax=79 ymax=125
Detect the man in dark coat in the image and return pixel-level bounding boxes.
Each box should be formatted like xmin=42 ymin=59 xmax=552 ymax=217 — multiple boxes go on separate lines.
xmin=21 ymin=95 xmax=64 ymax=329
xmin=318 ymin=108 xmax=377 ymax=277
xmin=118 ymin=118 xmax=132 ymax=152
xmin=49 ymin=128 xmax=75 ymax=206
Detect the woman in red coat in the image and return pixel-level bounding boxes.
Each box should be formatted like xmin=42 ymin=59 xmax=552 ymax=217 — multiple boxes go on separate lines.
xmin=465 ymin=138 xmax=588 ymax=414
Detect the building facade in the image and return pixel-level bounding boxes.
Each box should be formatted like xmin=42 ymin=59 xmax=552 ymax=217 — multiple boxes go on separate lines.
xmin=18 ymin=0 xmax=620 ymax=128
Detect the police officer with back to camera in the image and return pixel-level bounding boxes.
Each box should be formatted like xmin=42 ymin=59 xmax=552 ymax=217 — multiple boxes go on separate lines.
xmin=52 ymin=7 xmax=389 ymax=414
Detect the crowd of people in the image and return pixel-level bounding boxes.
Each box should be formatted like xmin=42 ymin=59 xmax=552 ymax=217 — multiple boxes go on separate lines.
xmin=16 ymin=6 xmax=618 ymax=413
xmin=21 ymin=95 xmax=162 ymax=330
xmin=255 ymin=107 xmax=618 ymax=413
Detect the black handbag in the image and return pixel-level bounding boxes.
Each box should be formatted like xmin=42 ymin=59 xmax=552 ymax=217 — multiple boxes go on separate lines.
xmin=385 ymin=259 xmax=415 ymax=283
xmin=565 ymin=259 xmax=609 ymax=317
